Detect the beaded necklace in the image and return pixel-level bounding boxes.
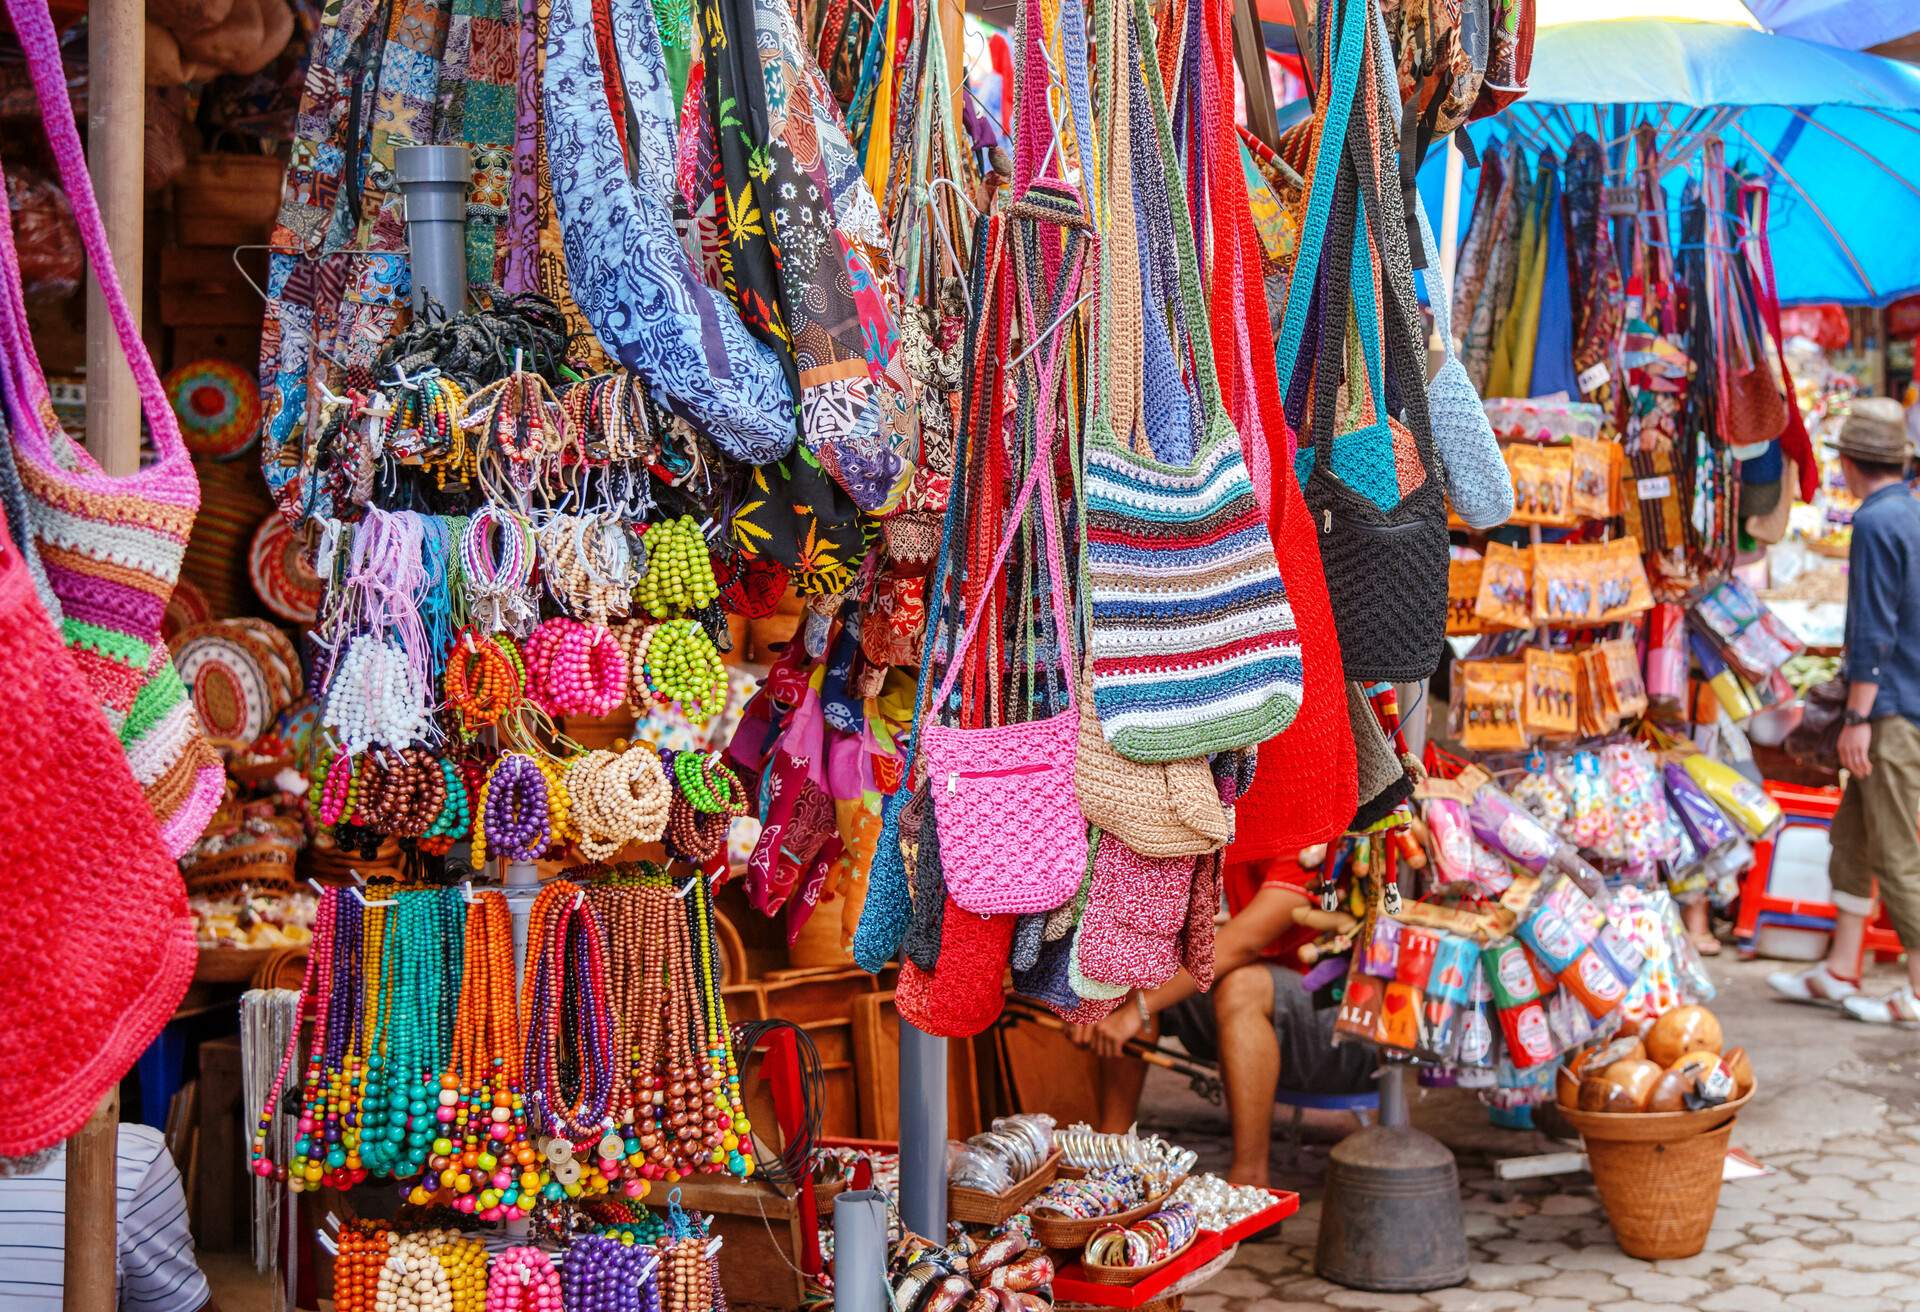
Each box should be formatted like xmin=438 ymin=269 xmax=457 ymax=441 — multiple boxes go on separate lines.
xmin=690 ymin=876 xmax=754 ymax=1177
xmin=523 ymin=881 xmax=617 ymax=1153
xmin=363 ymin=888 xmax=462 ymax=1180
xmin=252 ymin=886 xmax=335 ymax=1187
xmin=564 ymin=1233 xmax=660 ymax=1312
xmin=436 ymin=892 xmax=545 ymax=1218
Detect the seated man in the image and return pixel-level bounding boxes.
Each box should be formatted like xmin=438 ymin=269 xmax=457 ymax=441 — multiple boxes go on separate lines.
xmin=1071 ymin=847 xmax=1375 ymax=1187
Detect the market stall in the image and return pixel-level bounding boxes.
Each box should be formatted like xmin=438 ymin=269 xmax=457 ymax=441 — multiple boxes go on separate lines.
xmin=13 ymin=0 xmax=1919 ymax=1305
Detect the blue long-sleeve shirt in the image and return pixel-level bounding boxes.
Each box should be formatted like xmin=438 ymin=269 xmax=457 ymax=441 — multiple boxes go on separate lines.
xmin=1844 ymin=482 xmax=1920 ymax=724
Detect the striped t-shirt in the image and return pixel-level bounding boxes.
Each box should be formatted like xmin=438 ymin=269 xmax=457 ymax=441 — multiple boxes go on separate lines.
xmin=0 ymin=1123 xmax=211 ymax=1311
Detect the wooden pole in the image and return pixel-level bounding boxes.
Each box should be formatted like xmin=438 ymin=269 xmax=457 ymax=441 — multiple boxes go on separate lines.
xmin=83 ymin=0 xmax=144 ymax=475
xmin=64 ymin=1090 xmax=120 ymax=1312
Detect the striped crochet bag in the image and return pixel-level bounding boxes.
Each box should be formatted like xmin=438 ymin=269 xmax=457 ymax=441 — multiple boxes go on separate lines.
xmin=1082 ymin=0 xmax=1303 ymax=764
xmin=0 ymin=0 xmax=220 ymax=858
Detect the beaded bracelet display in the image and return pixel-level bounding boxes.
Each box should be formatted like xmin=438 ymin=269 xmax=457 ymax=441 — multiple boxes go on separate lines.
xmin=543 ymin=512 xmax=640 ymax=625
xmin=636 ymin=515 xmax=719 ymax=617
xmin=639 ymin=620 xmax=729 ymax=725
xmin=445 ymin=628 xmax=528 ymax=733
xmin=568 ymin=747 xmax=671 ymax=861
xmin=1082 ymin=1201 xmax=1200 ymax=1270
xmin=479 ymin=753 xmax=554 ymax=863
xmin=484 ymin=1246 xmax=562 ymax=1312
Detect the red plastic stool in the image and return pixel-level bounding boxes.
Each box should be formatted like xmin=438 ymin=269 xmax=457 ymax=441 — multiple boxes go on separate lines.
xmin=1735 ymin=780 xmax=1904 ymax=964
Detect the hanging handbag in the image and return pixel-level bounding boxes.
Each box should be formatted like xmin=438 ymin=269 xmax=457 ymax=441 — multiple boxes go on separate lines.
xmin=918 ymin=376 xmax=1086 ymax=915
xmin=1197 ymin=0 xmax=1355 ymax=855
xmin=1276 ymin=0 xmax=1450 ymax=686
xmin=1470 ymin=0 xmax=1534 ymax=120
xmin=1074 ymin=669 xmax=1233 ymax=858
xmin=1416 ymin=198 xmax=1512 ymax=529
xmin=1744 ymin=182 xmax=1818 ymax=504
xmin=1073 ymin=832 xmax=1196 ymax=991
xmin=0 ymin=533 xmax=195 ymax=1156
xmin=1082 ymin=0 xmax=1303 ymax=764
xmin=543 ymin=0 xmax=796 ymax=464
xmin=0 ymin=0 xmax=222 ymax=859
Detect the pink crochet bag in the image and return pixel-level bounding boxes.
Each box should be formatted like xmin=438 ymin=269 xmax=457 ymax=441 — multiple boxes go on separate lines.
xmin=0 ymin=0 xmax=219 ymax=857
xmin=1073 ymin=834 xmax=1197 ymax=991
xmin=918 ymin=254 xmax=1087 ymax=918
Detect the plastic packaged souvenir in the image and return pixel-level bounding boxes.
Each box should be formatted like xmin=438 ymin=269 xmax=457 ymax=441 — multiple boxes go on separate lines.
xmin=1568 ymin=436 xmax=1615 ymax=519
xmin=1455 ymin=660 xmax=1527 ymax=751
xmin=1425 ymin=795 xmax=1478 ymax=885
xmin=1523 ymin=650 xmax=1580 ymax=737
xmin=1474 ymin=541 xmax=1534 ymax=630
xmin=1482 ymin=940 xmax=1554 ymax=1069
xmin=1644 ymin=602 xmax=1689 ymax=707
xmin=1682 ymin=755 xmax=1781 ymax=839
xmin=1509 ymin=762 xmax=1570 ymax=834
xmin=1448 ymin=557 xmax=1489 ymax=635
xmin=1467 ymin=777 xmax=1604 ymax=893
xmin=1504 ymin=443 xmax=1576 ymax=526
xmin=1556 ymin=751 xmax=1616 ymax=856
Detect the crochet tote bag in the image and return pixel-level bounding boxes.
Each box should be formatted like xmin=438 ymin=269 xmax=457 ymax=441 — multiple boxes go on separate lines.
xmin=544 ymin=0 xmax=796 ymax=464
xmin=1083 ymin=0 xmax=1303 ymax=764
xmin=1277 ymin=0 xmax=1449 ymax=685
xmin=0 ymin=0 xmax=221 ymax=859
xmin=0 ymin=536 xmax=195 ymax=1156
xmin=918 ymin=258 xmax=1087 ymax=917
xmin=1416 ymin=200 xmax=1512 ymax=529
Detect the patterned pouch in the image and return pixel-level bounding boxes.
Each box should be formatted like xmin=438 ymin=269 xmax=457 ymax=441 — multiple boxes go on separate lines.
xmin=895 ymin=908 xmax=1014 ymax=1038
xmin=1180 ymin=852 xmax=1224 ymax=991
xmin=543 ymin=0 xmax=796 ymax=462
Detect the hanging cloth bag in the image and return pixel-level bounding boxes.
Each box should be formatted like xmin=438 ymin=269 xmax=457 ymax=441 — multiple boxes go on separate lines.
xmin=1743 ymin=182 xmax=1817 ymax=505
xmin=1416 ymin=195 xmax=1510 ymax=529
xmin=1194 ymin=0 xmax=1355 ymax=854
xmin=1276 ymin=0 xmax=1450 ymax=685
xmin=543 ymin=0 xmax=796 ymax=464
xmin=917 ymin=213 xmax=1090 ymax=918
xmin=0 ymin=0 xmax=222 ymax=859
xmin=1082 ymin=0 xmax=1303 ymax=764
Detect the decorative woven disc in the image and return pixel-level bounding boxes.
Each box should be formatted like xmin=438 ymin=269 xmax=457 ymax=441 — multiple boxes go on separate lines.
xmin=248 ymin=513 xmax=324 ymax=623
xmin=165 ymin=358 xmax=262 ymax=459
xmin=172 ymin=623 xmax=278 ymax=746
xmin=162 ymin=579 xmax=214 ymax=643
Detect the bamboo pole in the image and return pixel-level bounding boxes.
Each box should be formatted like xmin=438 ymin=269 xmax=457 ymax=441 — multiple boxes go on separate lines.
xmin=64 ymin=1090 xmax=120 ymax=1312
xmin=70 ymin=1 xmax=145 ymax=1301
xmin=83 ymin=0 xmax=145 ymax=475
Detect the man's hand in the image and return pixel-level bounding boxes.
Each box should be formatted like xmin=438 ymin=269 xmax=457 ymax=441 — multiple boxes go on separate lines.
xmin=1088 ymin=1003 xmax=1145 ymax=1058
xmin=1840 ymin=721 xmax=1874 ymax=777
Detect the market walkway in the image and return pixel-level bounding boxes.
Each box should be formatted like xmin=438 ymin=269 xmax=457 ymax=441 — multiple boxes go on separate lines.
xmin=1147 ymin=956 xmax=1920 ymax=1312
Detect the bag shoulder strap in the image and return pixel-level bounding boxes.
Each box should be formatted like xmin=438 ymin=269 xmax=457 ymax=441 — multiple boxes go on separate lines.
xmin=1273 ymin=0 xmax=1367 ymax=392
xmin=1 ymin=0 xmax=185 ymax=465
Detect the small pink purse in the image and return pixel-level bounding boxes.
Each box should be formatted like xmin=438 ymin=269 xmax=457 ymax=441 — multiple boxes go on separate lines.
xmin=919 ymin=240 xmax=1087 ymax=917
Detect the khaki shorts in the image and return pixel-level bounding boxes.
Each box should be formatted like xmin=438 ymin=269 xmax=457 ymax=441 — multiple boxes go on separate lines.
xmin=1829 ymin=715 xmax=1920 ymax=947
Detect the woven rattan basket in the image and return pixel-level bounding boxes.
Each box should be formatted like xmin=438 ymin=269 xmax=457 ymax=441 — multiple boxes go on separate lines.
xmin=1561 ymin=1091 xmax=1750 ymax=1259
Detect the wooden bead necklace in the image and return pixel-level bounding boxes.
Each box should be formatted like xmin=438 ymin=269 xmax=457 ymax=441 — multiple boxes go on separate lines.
xmin=431 ymin=892 xmax=545 ymax=1219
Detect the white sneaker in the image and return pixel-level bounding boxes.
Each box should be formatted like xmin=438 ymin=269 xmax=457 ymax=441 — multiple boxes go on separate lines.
xmin=1842 ymin=986 xmax=1920 ymax=1026
xmin=1766 ymin=963 xmax=1860 ymax=1006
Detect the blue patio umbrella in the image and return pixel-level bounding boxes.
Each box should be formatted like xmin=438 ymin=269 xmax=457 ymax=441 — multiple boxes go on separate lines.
xmin=1417 ymin=19 xmax=1920 ymax=307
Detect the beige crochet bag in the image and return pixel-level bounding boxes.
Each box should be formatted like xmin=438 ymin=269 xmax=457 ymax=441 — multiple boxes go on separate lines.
xmin=1074 ymin=673 xmax=1233 ymax=858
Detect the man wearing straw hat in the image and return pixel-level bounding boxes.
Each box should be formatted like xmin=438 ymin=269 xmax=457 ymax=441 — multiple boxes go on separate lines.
xmin=1771 ymin=398 xmax=1920 ymax=1024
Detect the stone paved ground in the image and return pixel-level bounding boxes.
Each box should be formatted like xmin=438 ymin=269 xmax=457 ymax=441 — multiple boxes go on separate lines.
xmin=1143 ymin=956 xmax=1920 ymax=1312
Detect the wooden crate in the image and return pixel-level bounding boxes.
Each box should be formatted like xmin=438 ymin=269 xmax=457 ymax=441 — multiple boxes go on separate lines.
xmin=848 ymin=991 xmax=984 ymax=1141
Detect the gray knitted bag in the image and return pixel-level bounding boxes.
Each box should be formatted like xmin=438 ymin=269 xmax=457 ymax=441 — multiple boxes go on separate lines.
xmin=1416 ymin=200 xmax=1514 ymax=529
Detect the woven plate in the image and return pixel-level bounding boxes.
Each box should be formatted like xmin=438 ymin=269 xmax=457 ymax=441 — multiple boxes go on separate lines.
xmin=249 ymin=513 xmax=324 ymax=623
xmin=162 ymin=579 xmax=214 ymax=643
xmin=166 ymin=358 xmax=262 ymax=459
xmin=172 ymin=623 xmax=278 ymax=745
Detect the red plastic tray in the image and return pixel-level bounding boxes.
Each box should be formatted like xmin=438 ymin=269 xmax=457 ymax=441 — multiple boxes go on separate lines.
xmin=1049 ymin=1190 xmax=1298 ymax=1307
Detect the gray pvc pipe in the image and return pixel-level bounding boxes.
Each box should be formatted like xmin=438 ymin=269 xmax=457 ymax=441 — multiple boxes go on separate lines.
xmin=832 ymin=1189 xmax=890 ymax=1312
xmin=394 ymin=144 xmax=471 ymax=318
xmin=898 ymin=1021 xmax=948 ymax=1240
